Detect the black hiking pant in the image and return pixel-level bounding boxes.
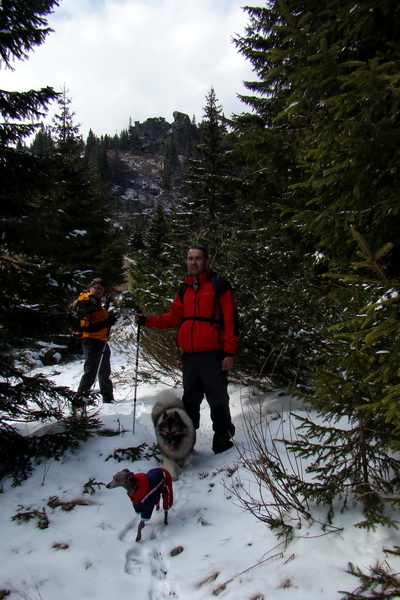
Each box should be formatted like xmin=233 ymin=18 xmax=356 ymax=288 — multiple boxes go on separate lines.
xmin=182 ymin=350 xmax=235 ymax=453
xmin=77 ymin=338 xmax=113 ymax=403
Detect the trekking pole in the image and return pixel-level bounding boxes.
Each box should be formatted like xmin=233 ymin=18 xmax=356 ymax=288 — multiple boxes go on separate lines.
xmin=76 ymin=330 xmax=111 ymax=416
xmin=92 ymin=326 xmax=111 ymax=394
xmin=132 ymin=321 xmax=141 ymax=434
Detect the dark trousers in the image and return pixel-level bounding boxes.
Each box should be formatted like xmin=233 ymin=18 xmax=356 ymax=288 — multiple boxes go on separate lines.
xmin=182 ymin=350 xmax=235 ymax=453
xmin=77 ymin=338 xmax=113 ymax=402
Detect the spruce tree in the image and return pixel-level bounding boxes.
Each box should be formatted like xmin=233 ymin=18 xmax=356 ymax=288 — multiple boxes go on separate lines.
xmin=83 ymin=130 xmax=110 ymax=181
xmin=0 ymin=1 xmax=105 ymax=481
xmin=0 ymin=1 xmax=59 ymax=145
xmin=234 ymin=0 xmax=400 ymax=273
xmin=0 ymin=0 xmax=65 ymax=346
xmin=169 ymin=88 xmax=240 ymax=262
xmin=30 ymin=124 xmax=54 ymax=155
xmin=230 ymin=0 xmax=400 ymax=372
xmin=286 ymin=231 xmax=400 ymax=528
xmin=184 ymin=87 xmax=235 ymax=229
xmin=129 ymin=200 xmax=183 ymax=377
xmin=233 ymin=0 xmax=400 ymax=525
xmin=48 ymin=88 xmax=125 ymax=285
xmin=130 ymin=199 xmax=175 ymax=313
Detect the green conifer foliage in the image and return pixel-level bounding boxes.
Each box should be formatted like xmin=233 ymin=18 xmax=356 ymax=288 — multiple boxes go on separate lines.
xmin=129 ymin=200 xmax=183 ymax=376
xmin=286 ymin=231 xmax=400 ymax=527
xmin=0 ymin=0 xmax=65 ymax=345
xmin=30 ymin=124 xmax=54 ymax=155
xmin=230 ymin=1 xmax=400 ymax=526
xmin=231 ymin=2 xmax=400 ymax=367
xmin=234 ymin=0 xmax=400 ymax=272
xmin=0 ymin=357 xmax=101 ymax=484
xmin=167 ymin=88 xmax=241 ymax=269
xmin=0 ymin=0 xmax=59 ymax=144
xmin=48 ymin=88 xmax=125 ymax=285
xmin=182 ymin=87 xmax=236 ymax=230
xmin=130 ymin=199 xmax=177 ymax=312
xmin=83 ymin=130 xmax=110 ymax=181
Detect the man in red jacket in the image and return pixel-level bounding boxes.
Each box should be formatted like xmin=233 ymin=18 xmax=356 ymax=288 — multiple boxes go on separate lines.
xmin=136 ymin=245 xmax=239 ymax=454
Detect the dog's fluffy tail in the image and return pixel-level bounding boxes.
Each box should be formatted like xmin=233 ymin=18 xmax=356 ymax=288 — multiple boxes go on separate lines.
xmin=151 ymin=389 xmax=184 ymax=425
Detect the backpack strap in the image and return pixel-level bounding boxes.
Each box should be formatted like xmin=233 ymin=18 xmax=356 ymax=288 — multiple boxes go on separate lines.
xmin=209 ymin=273 xmax=231 ymax=326
xmin=178 ymin=282 xmax=188 ymax=303
xmin=178 ymin=273 xmax=231 ymax=328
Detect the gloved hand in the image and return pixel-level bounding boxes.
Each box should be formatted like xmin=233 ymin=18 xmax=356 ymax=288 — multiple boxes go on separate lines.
xmin=76 ymin=297 xmax=99 ymax=317
xmin=103 ymin=292 xmax=114 ymax=309
xmin=107 ymin=306 xmax=120 ymax=325
xmin=135 ymin=311 xmax=147 ymax=326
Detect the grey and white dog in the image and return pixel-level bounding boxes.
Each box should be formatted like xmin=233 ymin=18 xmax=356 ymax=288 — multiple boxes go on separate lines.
xmin=152 ymin=391 xmax=195 ymax=480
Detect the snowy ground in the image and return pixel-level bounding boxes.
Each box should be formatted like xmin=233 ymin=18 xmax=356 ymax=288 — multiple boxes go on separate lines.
xmin=1 ymin=327 xmax=400 ymax=600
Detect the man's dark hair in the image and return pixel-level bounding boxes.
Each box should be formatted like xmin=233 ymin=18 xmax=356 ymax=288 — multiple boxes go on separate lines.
xmin=188 ymin=244 xmax=209 ymax=259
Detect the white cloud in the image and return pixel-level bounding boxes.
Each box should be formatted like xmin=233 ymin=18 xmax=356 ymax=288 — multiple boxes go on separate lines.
xmin=2 ymin=0 xmax=258 ymax=138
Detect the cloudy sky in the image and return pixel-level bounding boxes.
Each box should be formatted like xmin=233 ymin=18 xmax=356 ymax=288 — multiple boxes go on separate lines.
xmin=4 ymin=0 xmax=259 ymax=139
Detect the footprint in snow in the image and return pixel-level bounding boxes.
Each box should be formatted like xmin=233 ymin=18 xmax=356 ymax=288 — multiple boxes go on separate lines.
xmin=148 ymin=547 xmax=178 ymax=600
xmin=150 ymin=548 xmax=168 ymax=579
xmin=125 ymin=547 xmax=142 ymax=575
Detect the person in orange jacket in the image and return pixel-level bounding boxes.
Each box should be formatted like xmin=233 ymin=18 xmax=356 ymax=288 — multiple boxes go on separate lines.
xmin=136 ymin=245 xmax=239 ymax=453
xmin=74 ymin=278 xmax=117 ymax=404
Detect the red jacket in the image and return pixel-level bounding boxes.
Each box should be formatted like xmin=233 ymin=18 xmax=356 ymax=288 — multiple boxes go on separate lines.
xmin=145 ymin=269 xmax=238 ymax=355
xmin=128 ymin=468 xmax=173 ymax=522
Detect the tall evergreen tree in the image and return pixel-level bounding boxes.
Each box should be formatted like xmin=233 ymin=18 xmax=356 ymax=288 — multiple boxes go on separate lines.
xmin=0 ymin=1 xmax=59 ymax=145
xmin=30 ymin=124 xmax=54 ymax=155
xmin=0 ymin=0 xmax=65 ymax=346
xmin=129 ymin=200 xmax=182 ymax=378
xmin=184 ymin=87 xmax=235 ymax=228
xmin=286 ymin=232 xmax=400 ymax=528
xmin=83 ymin=129 xmax=110 ymax=180
xmin=130 ymin=199 xmax=174 ymax=312
xmin=169 ymin=88 xmax=240 ymax=261
xmin=232 ymin=0 xmax=400 ymax=524
xmin=48 ymin=88 xmax=125 ymax=285
xmin=234 ymin=0 xmax=400 ymax=273
xmin=51 ymin=84 xmax=82 ymax=149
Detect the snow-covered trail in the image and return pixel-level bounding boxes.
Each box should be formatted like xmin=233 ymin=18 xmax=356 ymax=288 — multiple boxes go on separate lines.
xmin=2 ymin=344 xmax=398 ymax=600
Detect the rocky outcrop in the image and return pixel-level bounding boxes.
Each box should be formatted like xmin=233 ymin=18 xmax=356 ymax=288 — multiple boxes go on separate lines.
xmin=131 ymin=117 xmax=171 ymax=154
xmin=171 ymin=111 xmax=199 ymax=156
xmin=110 ymin=111 xmax=199 ymax=217
xmin=129 ymin=111 xmax=198 ymax=156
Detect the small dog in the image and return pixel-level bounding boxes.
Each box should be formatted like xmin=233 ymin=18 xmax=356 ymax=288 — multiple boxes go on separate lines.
xmin=106 ymin=467 xmax=173 ymax=542
xmin=152 ymin=391 xmax=196 ymax=481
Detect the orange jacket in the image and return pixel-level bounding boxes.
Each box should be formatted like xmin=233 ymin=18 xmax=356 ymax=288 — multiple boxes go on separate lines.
xmin=145 ymin=269 xmax=238 ymax=355
xmin=74 ymin=292 xmax=110 ymax=341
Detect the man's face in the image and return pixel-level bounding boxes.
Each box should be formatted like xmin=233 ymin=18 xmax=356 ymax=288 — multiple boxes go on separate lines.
xmin=187 ymin=248 xmax=209 ymax=277
xmin=90 ymin=283 xmax=105 ymax=299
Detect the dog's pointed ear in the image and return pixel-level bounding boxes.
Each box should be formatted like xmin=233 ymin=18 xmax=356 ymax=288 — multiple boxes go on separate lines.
xmin=123 ymin=468 xmax=130 ymax=473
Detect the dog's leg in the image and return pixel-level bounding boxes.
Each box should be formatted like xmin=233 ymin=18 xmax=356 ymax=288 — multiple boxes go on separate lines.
xmin=136 ymin=520 xmax=145 ymax=542
xmin=163 ymin=510 xmax=168 ymax=526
